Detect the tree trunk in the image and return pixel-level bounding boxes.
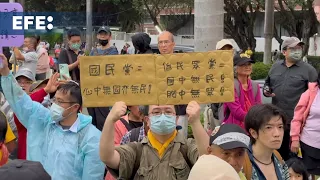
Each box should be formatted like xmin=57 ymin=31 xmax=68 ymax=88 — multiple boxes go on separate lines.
xmin=263 ymin=0 xmax=274 ymax=64
xmin=194 ymin=0 xmax=224 ymax=51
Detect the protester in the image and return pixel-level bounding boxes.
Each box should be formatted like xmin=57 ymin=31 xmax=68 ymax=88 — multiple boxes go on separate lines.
xmin=0 ymin=53 xmax=105 ymax=179
xmin=34 ymin=35 xmax=50 ymax=80
xmin=120 ymin=45 xmax=127 ymax=54
xmin=0 ymin=160 xmax=51 ymax=180
xmin=58 ymin=28 xmax=83 ymax=81
xmin=264 ymin=37 xmax=318 ymax=160
xmin=286 ymin=158 xmax=309 ymax=180
xmin=87 ymin=26 xmax=119 ymax=132
xmin=223 ymin=53 xmax=261 ymax=129
xmin=244 ymin=104 xmax=289 ymax=180
xmin=131 ymin=33 xmax=153 ymax=54
xmin=188 ymin=155 xmax=240 ymax=180
xmin=216 ymin=39 xmax=234 ymax=50
xmin=0 ymin=110 xmax=16 ymax=166
xmin=290 ymin=71 xmax=320 ymax=178
xmin=11 ymin=37 xmax=38 ymax=78
xmin=158 ymin=31 xmax=189 ymax=138
xmin=100 ymin=101 xmax=208 ymax=179
xmin=0 ymin=91 xmax=16 ymax=138
xmin=89 ymin=26 xmax=118 ymax=56
xmin=208 ymin=124 xmax=249 ymax=180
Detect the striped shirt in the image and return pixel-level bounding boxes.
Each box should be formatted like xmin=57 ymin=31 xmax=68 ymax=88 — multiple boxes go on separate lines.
xmin=0 ymin=93 xmax=17 ymax=137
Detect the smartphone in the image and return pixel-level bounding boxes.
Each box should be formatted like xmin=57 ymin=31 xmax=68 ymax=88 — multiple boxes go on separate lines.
xmin=59 ymin=64 xmax=70 ymax=80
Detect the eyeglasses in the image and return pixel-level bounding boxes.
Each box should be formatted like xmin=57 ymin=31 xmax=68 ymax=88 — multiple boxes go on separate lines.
xmin=50 ymin=98 xmax=77 ymax=106
xmin=149 ymin=111 xmax=175 ymax=116
xmin=17 ymin=80 xmax=33 ymax=85
xmin=158 ymin=40 xmax=172 ymax=46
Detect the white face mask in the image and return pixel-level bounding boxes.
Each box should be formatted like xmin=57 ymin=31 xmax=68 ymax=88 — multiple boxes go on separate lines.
xmin=49 ymin=103 xmax=75 ymax=123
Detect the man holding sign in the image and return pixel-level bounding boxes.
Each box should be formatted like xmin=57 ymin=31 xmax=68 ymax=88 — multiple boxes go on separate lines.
xmin=0 ymin=54 xmax=105 ymax=179
xmin=100 ymin=101 xmax=209 ymax=179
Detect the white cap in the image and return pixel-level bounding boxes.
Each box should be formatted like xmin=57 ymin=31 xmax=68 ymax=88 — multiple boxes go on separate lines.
xmin=216 ymin=39 xmax=233 ymax=50
xmin=188 ymin=155 xmax=240 ymax=180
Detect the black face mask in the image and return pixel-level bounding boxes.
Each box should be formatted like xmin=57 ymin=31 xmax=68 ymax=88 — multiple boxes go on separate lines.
xmin=99 ymin=39 xmax=109 ymax=46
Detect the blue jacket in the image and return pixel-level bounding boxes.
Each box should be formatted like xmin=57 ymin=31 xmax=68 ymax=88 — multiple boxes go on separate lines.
xmin=1 ymin=72 xmax=105 ymax=180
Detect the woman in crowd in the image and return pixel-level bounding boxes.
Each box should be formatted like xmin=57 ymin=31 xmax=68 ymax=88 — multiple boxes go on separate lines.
xmin=223 ymin=54 xmax=261 ymax=129
xmin=291 ymin=71 xmax=320 ymax=180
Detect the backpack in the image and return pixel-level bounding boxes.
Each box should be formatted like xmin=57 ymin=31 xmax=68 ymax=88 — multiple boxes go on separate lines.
xmin=205 ymin=79 xmax=259 ymax=131
xmin=129 ymin=127 xmax=141 ymax=142
xmin=128 ymin=139 xmax=193 ymax=179
xmin=243 ymin=150 xmax=284 ymax=180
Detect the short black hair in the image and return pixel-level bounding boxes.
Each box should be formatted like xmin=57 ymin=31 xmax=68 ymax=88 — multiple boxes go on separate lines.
xmin=245 ymin=104 xmax=287 ymax=144
xmin=67 ymin=28 xmax=81 ymax=40
xmin=57 ymin=81 xmax=82 ymax=111
xmin=0 ymin=111 xmax=7 ymax=143
xmin=26 ymin=36 xmax=38 ymax=49
xmin=286 ymin=158 xmax=309 ymax=180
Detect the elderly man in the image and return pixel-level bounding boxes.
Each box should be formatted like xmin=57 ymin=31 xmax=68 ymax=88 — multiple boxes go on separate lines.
xmin=157 ymin=31 xmax=189 ymax=138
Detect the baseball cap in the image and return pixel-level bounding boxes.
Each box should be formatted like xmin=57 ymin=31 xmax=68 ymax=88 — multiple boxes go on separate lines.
xmin=29 ymin=79 xmax=49 ymax=92
xmin=216 ymin=39 xmax=233 ymax=50
xmin=97 ymin=26 xmax=111 ymax=34
xmin=0 ymin=160 xmax=51 ymax=180
xmin=188 ymin=155 xmax=240 ymax=180
xmin=281 ymin=37 xmax=304 ymax=50
xmin=233 ymin=53 xmax=254 ymax=66
xmin=15 ymin=69 xmax=36 ymax=82
xmin=209 ymin=124 xmax=250 ymax=150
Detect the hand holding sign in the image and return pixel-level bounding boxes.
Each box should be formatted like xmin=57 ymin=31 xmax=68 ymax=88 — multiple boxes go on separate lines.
xmin=0 ymin=3 xmax=24 ymax=69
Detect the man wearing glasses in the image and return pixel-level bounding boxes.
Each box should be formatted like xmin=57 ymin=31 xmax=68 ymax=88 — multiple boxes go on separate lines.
xmin=100 ymin=101 xmax=209 ymax=179
xmin=263 ymin=37 xmax=317 ymax=161
xmin=0 ymin=53 xmax=105 ymax=180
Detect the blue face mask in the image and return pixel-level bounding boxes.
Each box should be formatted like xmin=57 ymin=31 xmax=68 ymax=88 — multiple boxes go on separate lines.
xmin=150 ymin=114 xmax=176 ymax=135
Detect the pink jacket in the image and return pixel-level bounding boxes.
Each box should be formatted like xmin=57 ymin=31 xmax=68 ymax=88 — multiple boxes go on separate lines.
xmin=290 ymin=83 xmax=318 ymax=142
xmin=36 ymin=47 xmax=50 ymax=74
xmin=223 ymin=79 xmax=262 ymax=129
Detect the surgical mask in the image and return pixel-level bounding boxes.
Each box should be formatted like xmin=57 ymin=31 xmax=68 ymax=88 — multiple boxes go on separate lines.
xmin=150 ymin=114 xmax=176 ymax=135
xmin=289 ymin=49 xmax=302 ymax=62
xmin=49 ymin=103 xmax=74 ymax=122
xmin=99 ymin=39 xmax=109 ymax=46
xmin=70 ymin=43 xmax=81 ymax=51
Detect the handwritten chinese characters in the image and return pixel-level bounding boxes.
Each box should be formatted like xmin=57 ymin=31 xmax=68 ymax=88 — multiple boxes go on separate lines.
xmin=80 ymin=51 xmax=234 ymax=107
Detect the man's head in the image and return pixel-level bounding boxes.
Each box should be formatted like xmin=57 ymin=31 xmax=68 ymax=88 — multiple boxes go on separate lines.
xmin=245 ymin=104 xmax=287 ymax=150
xmin=188 ymin=155 xmax=240 ymax=180
xmin=143 ymin=105 xmax=179 ymax=135
xmin=24 ymin=37 xmax=37 ymax=51
xmin=127 ymin=106 xmax=144 ymax=121
xmin=15 ymin=70 xmax=36 ymax=94
xmin=158 ymin=31 xmax=175 ymax=54
xmin=216 ymin=39 xmax=233 ymax=50
xmin=282 ymin=37 xmax=304 ymax=63
xmin=67 ymin=28 xmax=81 ymax=51
xmin=131 ymin=33 xmax=151 ymax=54
xmin=97 ymin=26 xmax=112 ymax=47
xmin=314 ymin=0 xmax=320 ymax=22
xmin=208 ymin=124 xmax=250 ymax=173
xmin=49 ymin=81 xmax=82 ymax=123
xmin=233 ymin=53 xmax=254 ymax=78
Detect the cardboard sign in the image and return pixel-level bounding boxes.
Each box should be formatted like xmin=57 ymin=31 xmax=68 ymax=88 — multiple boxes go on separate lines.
xmin=80 ymin=51 xmax=234 ymax=107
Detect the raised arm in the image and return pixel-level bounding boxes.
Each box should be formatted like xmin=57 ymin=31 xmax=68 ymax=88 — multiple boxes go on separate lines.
xmin=99 ymin=101 xmax=127 ymax=169
xmin=187 ymin=101 xmax=209 ymax=156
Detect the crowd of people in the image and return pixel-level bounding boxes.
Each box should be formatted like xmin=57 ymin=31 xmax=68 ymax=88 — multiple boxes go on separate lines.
xmin=1 ymin=3 xmax=320 ymax=179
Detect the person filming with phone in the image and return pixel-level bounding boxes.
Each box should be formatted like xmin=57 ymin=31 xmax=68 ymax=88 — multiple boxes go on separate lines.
xmin=58 ymin=28 xmax=83 ymax=81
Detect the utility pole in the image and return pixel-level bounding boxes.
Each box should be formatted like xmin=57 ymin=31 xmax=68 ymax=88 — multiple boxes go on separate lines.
xmin=263 ymin=0 xmax=275 ymax=64
xmin=194 ymin=0 xmax=224 ymax=52
xmin=86 ymin=0 xmax=93 ymax=52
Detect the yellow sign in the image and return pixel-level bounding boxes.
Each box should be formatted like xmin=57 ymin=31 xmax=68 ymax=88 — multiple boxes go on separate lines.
xmin=80 ymin=51 xmax=234 ymax=107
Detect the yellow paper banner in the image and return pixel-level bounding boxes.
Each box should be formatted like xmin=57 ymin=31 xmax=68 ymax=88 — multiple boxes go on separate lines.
xmin=80 ymin=51 xmax=234 ymax=107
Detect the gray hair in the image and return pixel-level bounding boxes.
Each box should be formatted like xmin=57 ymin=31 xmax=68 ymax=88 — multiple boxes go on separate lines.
xmin=233 ymin=66 xmax=238 ymax=79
